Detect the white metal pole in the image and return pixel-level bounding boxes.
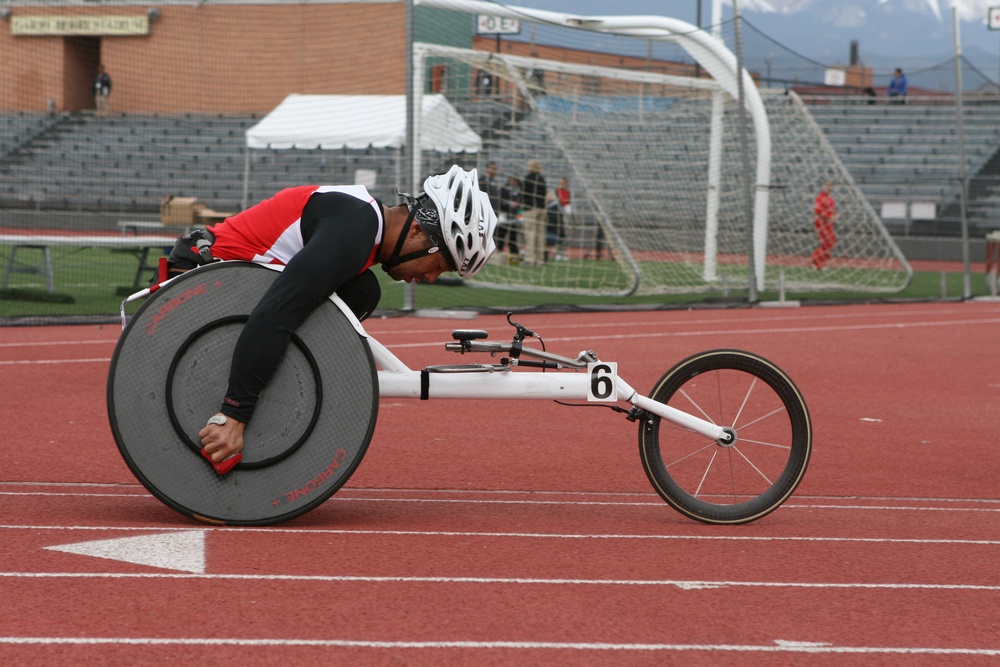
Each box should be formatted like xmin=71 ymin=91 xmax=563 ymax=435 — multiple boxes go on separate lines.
xmin=732 ymin=0 xmax=758 ymax=302
xmin=702 ymin=0 xmax=726 ymax=283
xmin=404 ymin=0 xmax=416 ymax=311
xmin=241 ymin=146 xmax=250 ymax=211
xmin=953 ymin=7 xmax=972 ymax=299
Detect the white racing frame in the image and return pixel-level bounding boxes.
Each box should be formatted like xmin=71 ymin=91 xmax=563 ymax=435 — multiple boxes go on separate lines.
xmin=368 ymin=334 xmax=728 ymax=443
xmin=122 ymin=264 xmax=730 ymax=444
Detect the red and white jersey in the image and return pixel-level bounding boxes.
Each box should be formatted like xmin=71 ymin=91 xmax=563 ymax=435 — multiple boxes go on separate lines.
xmin=208 ymin=185 xmax=384 ymax=269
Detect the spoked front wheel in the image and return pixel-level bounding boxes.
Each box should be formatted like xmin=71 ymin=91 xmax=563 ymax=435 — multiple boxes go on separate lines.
xmin=638 ymin=350 xmax=811 ymax=524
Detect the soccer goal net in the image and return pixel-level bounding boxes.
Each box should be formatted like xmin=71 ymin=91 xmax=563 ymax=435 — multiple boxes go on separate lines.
xmin=415 ymin=41 xmax=911 ymax=296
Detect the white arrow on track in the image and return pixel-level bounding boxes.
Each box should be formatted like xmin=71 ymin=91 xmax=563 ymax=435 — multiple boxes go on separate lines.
xmin=45 ymin=531 xmax=206 ymax=574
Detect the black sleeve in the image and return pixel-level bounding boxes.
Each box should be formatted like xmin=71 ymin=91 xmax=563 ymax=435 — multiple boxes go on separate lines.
xmin=219 ymin=194 xmax=379 ymax=423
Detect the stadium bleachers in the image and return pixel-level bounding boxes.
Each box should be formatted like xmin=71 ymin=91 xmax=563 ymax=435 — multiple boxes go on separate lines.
xmin=0 ymin=111 xmax=483 ymax=220
xmin=0 ymin=113 xmax=255 ymax=214
xmin=3 ymin=97 xmax=1000 ymax=239
xmin=0 ymin=112 xmax=60 ymax=162
xmin=805 ymin=97 xmax=1000 ymax=235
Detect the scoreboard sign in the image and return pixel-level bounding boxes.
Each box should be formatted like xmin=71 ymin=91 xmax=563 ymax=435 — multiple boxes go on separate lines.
xmin=476 ymin=15 xmax=521 ymax=35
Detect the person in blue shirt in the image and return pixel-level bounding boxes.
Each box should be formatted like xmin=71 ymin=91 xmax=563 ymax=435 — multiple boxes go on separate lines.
xmin=887 ymin=68 xmax=907 ymax=104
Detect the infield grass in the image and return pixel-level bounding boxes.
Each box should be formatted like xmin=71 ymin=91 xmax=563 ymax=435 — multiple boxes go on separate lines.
xmin=0 ymin=243 xmax=993 ymax=321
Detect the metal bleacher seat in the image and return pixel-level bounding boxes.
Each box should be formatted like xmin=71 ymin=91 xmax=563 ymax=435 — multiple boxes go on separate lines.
xmin=806 ymin=98 xmax=1000 ymax=229
xmin=0 ymin=113 xmax=256 ymax=215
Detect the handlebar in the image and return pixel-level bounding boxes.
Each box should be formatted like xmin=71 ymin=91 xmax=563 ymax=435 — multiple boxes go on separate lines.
xmin=445 ymin=339 xmax=595 ymax=369
xmin=446 ymin=312 xmax=598 ymax=370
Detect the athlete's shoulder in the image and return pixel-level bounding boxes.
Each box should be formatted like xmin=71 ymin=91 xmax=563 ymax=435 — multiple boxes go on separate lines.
xmin=308 ymin=186 xmax=384 ymax=227
xmin=313 ymin=185 xmax=375 ymax=202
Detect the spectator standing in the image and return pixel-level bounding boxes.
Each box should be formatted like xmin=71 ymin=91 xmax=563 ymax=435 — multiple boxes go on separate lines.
xmin=94 ymin=64 xmax=112 ymax=115
xmin=480 ymin=161 xmax=502 ymax=213
xmin=479 ymin=161 xmax=504 ymax=263
xmin=521 ymin=160 xmax=547 ymax=265
xmin=555 ymin=177 xmax=571 ymax=214
xmin=544 ymin=192 xmax=563 ymax=261
xmin=498 ymin=175 xmax=521 ymax=261
xmin=810 ymin=181 xmax=836 ymax=270
xmin=553 ymin=177 xmax=571 ymax=260
xmin=476 ymin=69 xmax=495 ymax=97
xmin=886 ymin=68 xmax=907 ymax=104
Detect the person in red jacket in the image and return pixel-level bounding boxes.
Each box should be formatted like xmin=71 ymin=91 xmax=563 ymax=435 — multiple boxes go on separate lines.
xmin=162 ymin=166 xmax=497 ymax=474
xmin=810 ymin=181 xmax=836 ymax=270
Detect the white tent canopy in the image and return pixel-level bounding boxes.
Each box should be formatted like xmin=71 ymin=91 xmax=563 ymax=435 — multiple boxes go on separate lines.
xmin=242 ymin=93 xmax=481 ymax=207
xmin=245 ymin=93 xmax=481 ymax=152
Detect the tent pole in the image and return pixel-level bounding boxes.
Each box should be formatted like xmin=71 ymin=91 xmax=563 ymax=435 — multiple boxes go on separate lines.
xmin=241 ymin=143 xmax=251 ymax=210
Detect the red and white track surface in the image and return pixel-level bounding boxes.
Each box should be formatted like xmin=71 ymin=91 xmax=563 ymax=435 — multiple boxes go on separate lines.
xmin=1 ymin=301 xmax=998 ymax=665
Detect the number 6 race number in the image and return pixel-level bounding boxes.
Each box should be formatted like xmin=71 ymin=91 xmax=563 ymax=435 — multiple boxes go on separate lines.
xmin=587 ymin=361 xmax=618 ymax=402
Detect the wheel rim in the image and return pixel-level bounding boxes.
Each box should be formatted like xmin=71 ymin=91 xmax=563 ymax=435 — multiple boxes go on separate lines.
xmin=639 ymin=350 xmax=811 ymax=524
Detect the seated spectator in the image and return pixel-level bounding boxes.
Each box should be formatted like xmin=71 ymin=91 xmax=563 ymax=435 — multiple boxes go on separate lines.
xmin=886 ymin=68 xmax=907 ymax=105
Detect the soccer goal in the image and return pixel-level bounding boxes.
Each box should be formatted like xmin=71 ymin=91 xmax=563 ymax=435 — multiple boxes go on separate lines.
xmin=411 ymin=7 xmax=911 ymax=297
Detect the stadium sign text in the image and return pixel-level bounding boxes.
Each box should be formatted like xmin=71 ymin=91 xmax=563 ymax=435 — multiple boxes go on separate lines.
xmin=12 ymin=15 xmax=150 ymax=36
xmin=475 ymin=15 xmax=520 ymax=35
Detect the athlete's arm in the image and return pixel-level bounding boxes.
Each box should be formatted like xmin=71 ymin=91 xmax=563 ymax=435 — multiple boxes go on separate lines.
xmin=219 ymin=199 xmax=379 ymax=423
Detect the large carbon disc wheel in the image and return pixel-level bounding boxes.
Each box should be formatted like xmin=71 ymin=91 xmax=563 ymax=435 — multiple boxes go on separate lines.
xmin=638 ymin=350 xmax=811 ymax=524
xmin=107 ymin=261 xmax=378 ymax=526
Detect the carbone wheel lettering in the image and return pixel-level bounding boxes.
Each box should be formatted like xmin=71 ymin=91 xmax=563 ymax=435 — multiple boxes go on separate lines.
xmin=280 ymin=453 xmax=353 ymax=505
xmin=144 ymin=284 xmax=208 ymax=335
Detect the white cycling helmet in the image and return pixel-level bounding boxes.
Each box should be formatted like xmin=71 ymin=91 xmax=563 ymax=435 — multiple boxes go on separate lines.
xmin=419 ymin=165 xmax=498 ymax=277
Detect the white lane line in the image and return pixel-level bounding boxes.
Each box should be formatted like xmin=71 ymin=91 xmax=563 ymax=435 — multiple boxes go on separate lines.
xmin=0 ymin=340 xmax=117 ymax=348
xmin=5 ymin=316 xmax=1000 ymax=360
xmin=0 ymin=358 xmax=110 ymax=365
xmin=785 ymin=503 xmax=1000 ymax=513
xmin=0 ymin=481 xmax=144 ymax=488
xmin=1 ymin=306 xmax=982 ymax=347
xmin=541 ymin=317 xmax=1000 ymax=343
xmin=364 ymin=305 xmax=1000 ymax=336
xmin=2 ymin=524 xmax=999 ymax=546
xmin=382 ymin=316 xmax=1000 ymax=349
xmin=3 ymin=482 xmax=999 ymax=506
xmin=0 ymin=572 xmax=997 ymax=591
xmin=0 ymin=492 xmax=162 ymax=499
xmin=2 ymin=482 xmax=999 ymax=501
xmin=2 ymin=491 xmax=998 ymax=516
xmin=0 ymin=636 xmax=995 ymax=655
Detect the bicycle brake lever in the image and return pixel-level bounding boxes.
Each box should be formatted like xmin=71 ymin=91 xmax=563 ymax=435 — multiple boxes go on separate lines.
xmin=505 ymin=311 xmax=536 ymax=340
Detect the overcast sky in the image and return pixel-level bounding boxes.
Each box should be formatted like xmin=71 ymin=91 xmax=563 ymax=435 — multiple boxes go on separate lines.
xmin=506 ymin=0 xmax=994 ymax=23
xmin=497 ymin=0 xmax=1000 ymax=70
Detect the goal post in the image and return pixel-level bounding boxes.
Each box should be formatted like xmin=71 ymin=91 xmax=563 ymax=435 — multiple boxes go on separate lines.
xmin=414 ymin=0 xmax=773 ymax=296
xmin=411 ymin=0 xmax=912 ymax=297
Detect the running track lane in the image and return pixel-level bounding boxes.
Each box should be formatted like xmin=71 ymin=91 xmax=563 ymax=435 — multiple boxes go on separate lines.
xmin=0 ymin=485 xmax=998 ymax=663
xmin=0 ymin=490 xmax=997 ymax=663
xmin=0 ymin=302 xmax=998 ymax=663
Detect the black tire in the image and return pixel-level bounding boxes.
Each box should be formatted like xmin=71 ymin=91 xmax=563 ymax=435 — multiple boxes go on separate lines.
xmin=638 ymin=349 xmax=811 ymax=524
xmin=107 ymin=262 xmax=379 ymax=526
